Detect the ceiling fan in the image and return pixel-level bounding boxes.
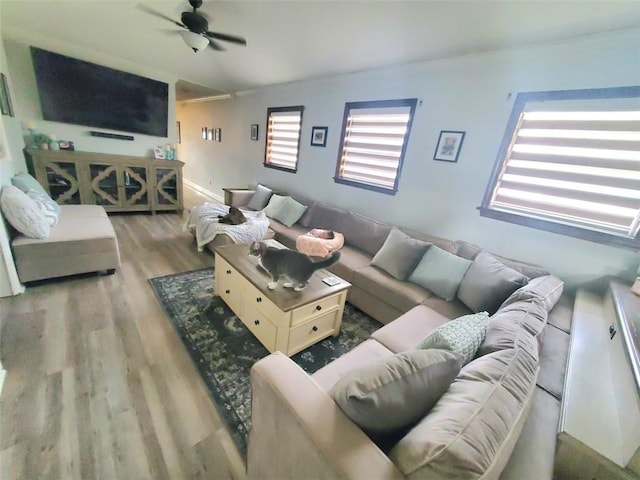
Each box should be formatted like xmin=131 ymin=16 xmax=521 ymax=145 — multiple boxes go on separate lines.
xmin=137 ymin=0 xmax=247 ymax=53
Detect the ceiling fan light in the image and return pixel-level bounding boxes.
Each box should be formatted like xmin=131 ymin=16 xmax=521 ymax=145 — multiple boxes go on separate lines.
xmin=180 ymin=31 xmax=209 ymax=53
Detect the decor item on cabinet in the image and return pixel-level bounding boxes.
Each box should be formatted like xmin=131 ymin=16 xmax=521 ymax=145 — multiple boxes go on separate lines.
xmin=311 ymin=126 xmax=328 ymax=147
xmin=59 ymin=140 xmax=75 ymax=151
xmin=0 ymin=72 xmax=14 ymax=116
xmin=25 ymin=148 xmax=183 ymax=213
xmin=251 ymin=124 xmax=259 ymax=141
xmin=433 ymin=130 xmax=465 ymax=162
xmin=215 ymin=128 xmax=221 ymax=142
xmin=49 ymin=135 xmax=60 ymax=150
xmin=154 ymin=146 xmax=166 ymax=160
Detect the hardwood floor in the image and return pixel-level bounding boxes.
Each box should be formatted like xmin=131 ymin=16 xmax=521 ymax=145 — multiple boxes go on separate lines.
xmin=0 ymin=189 xmax=248 ymax=479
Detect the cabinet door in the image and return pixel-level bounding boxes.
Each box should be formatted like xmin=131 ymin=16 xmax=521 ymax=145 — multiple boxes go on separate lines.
xmin=39 ymin=160 xmax=82 ymax=204
xmin=121 ymin=165 xmax=150 ymax=210
xmin=88 ymin=162 xmax=120 ymax=207
xmin=153 ymin=166 xmax=183 ymax=211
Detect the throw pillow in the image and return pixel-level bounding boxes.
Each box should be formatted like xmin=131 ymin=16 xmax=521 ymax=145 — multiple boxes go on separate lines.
xmin=10 ymin=172 xmax=48 ymax=196
xmin=263 ymin=194 xmax=288 ymax=218
xmin=408 ymin=246 xmax=472 ymax=300
xmin=271 ymin=196 xmax=307 ymax=227
xmin=331 ymin=349 xmax=462 ymax=437
xmin=417 ymin=311 xmax=490 ymax=364
xmin=0 ymin=185 xmax=50 ymax=239
xmin=457 ymin=251 xmax=529 ymax=315
xmin=370 ymin=227 xmax=430 ymax=280
xmin=246 ymin=184 xmax=273 ymax=210
xmin=26 ymin=189 xmax=61 ymax=226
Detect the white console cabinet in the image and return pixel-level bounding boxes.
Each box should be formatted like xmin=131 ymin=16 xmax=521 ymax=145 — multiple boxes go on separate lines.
xmin=555 ymin=281 xmax=640 ymax=480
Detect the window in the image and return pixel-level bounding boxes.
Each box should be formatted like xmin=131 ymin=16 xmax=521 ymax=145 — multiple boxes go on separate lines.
xmin=334 ymin=98 xmax=417 ymax=194
xmin=264 ymin=105 xmax=304 ymax=172
xmin=480 ymin=86 xmax=640 ymax=249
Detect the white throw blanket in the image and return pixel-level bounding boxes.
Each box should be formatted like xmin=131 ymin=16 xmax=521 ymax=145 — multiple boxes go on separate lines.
xmin=184 ymin=203 xmax=270 ymax=251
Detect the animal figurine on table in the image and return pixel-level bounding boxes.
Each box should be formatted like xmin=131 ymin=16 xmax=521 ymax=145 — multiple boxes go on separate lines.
xmin=249 ymin=241 xmax=340 ymax=291
xmin=218 ymin=206 xmax=247 ymax=225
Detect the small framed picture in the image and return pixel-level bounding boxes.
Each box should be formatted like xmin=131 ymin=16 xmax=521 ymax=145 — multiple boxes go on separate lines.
xmin=0 ymin=73 xmax=14 ymax=117
xmin=251 ymin=124 xmax=259 ymax=141
xmin=207 ymin=128 xmax=213 ymax=141
xmin=433 ymin=130 xmax=465 ymax=162
xmin=177 ymin=121 xmax=181 ymax=144
xmin=310 ymin=126 xmax=328 ymax=147
xmin=202 ymin=127 xmax=208 ymax=140
xmin=215 ymin=128 xmax=221 ymax=142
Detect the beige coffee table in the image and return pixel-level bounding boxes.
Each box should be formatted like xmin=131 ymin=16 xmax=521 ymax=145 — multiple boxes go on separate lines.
xmin=213 ymin=240 xmax=351 ymax=356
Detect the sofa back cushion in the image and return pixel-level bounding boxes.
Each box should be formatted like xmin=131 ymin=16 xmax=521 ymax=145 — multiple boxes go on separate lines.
xmin=408 ymin=246 xmax=472 ymax=301
xmin=455 ymin=240 xmax=549 ymax=279
xmin=309 ymin=203 xmax=352 ymax=232
xmin=344 ymin=211 xmax=392 ymax=255
xmin=402 ymin=227 xmax=458 ymax=254
xmin=1 ymin=185 xmax=51 ymax=239
xmin=246 ymin=184 xmax=273 ymax=210
xmin=389 ymin=346 xmax=539 ymax=479
xmin=11 ymin=172 xmax=48 ymax=196
xmin=500 ymin=274 xmax=564 ymax=312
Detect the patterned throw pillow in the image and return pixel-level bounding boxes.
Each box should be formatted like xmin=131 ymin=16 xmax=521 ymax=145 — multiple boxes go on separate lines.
xmin=417 ymin=312 xmax=490 ymax=364
xmin=26 ymin=190 xmax=61 ymax=226
xmin=0 ymin=185 xmax=50 ymax=239
xmin=10 ymin=172 xmax=48 ymax=196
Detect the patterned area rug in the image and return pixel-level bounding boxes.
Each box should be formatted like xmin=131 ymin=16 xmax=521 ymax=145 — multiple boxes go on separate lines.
xmin=148 ymin=267 xmax=381 ymax=456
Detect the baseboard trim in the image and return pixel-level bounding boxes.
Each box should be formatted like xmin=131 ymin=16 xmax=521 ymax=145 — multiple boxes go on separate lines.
xmin=184 ymin=179 xmax=224 ymax=203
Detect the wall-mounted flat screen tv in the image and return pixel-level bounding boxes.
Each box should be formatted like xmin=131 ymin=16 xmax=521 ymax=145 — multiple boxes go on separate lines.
xmin=31 ymin=47 xmax=169 ymax=137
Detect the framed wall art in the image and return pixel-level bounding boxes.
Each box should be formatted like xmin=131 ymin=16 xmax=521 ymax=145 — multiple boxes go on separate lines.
xmin=0 ymin=73 xmax=14 ymax=117
xmin=251 ymin=124 xmax=259 ymax=141
xmin=433 ymin=130 xmax=465 ymax=162
xmin=214 ymin=128 xmax=221 ymax=142
xmin=310 ymin=126 xmax=328 ymax=147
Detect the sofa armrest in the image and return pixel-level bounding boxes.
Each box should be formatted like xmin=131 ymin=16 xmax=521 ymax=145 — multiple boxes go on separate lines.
xmin=248 ymin=352 xmax=404 ymax=480
xmin=223 ymin=188 xmax=254 ymax=207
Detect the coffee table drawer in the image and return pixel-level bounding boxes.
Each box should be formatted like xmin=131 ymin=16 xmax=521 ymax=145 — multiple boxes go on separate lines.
xmin=244 ymin=283 xmax=286 ymax=324
xmin=290 ymin=292 xmax=344 ymax=326
xmin=243 ymin=304 xmax=277 ymax=352
xmin=288 ymin=308 xmax=341 ymax=355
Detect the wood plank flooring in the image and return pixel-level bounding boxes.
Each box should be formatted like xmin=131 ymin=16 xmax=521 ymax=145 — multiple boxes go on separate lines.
xmin=0 ymin=189 xmax=247 ymax=479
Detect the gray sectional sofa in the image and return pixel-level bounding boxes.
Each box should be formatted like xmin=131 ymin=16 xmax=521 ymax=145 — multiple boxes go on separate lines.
xmin=223 ymin=185 xmax=572 ymax=480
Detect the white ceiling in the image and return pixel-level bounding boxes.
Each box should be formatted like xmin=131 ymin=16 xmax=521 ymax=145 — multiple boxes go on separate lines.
xmin=1 ymin=0 xmax=640 ymax=99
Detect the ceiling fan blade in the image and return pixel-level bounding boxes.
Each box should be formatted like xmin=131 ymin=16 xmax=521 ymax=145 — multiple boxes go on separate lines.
xmin=207 ymin=39 xmax=226 ymax=51
xmin=136 ymin=3 xmax=186 ymax=29
xmin=205 ymin=31 xmax=247 ymax=46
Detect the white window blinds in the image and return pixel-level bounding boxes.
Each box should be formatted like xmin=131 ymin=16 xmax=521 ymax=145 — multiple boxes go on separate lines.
xmin=265 ymin=107 xmax=303 ymax=171
xmin=485 ymin=89 xmax=640 ymax=244
xmin=335 ymin=99 xmax=417 ymax=193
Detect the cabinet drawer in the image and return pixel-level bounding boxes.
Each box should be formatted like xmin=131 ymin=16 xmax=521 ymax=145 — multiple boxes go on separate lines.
xmin=290 ymin=292 xmax=344 ymax=326
xmin=243 ymin=283 xmax=287 ymax=325
xmin=287 ymin=309 xmax=341 ymax=356
xmin=243 ymin=304 xmax=277 ymax=352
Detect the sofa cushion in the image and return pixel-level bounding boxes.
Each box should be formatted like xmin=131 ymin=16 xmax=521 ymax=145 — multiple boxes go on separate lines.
xmin=290 ymin=193 xmax=316 ymax=227
xmin=408 ymin=246 xmax=472 ymax=301
xmin=389 ymin=347 xmax=538 ymax=479
xmin=536 ymin=324 xmax=570 ymax=400
xmin=343 ymin=211 xmax=392 ymax=256
xmin=331 ymin=349 xmax=462 ymax=438
xmin=457 ymin=251 xmax=529 ymax=315
xmin=271 ymin=223 xmax=308 ymax=249
xmin=326 ymin=246 xmax=370 ymax=283
xmin=370 ymin=227 xmax=430 ymax=280
xmin=263 ymin=194 xmax=288 ymax=218
xmin=500 ymin=274 xmax=564 ymax=313
xmin=312 ymin=339 xmax=393 ymax=391
xmin=352 ymin=265 xmax=431 ymax=313
xmin=10 ymin=171 xmax=47 ymax=196
xmin=271 ymin=196 xmax=308 ymax=227
xmin=400 ymin=227 xmax=459 ymax=254
xmin=26 ymin=189 xmax=60 ymax=226
xmin=455 ymin=240 xmax=549 ymax=279
xmin=418 ymin=311 xmax=489 ymax=364
xmin=246 ymin=184 xmax=273 ymax=210
xmin=309 ymin=203 xmax=352 ymax=232
xmin=1 ymin=185 xmax=50 ymax=239
xmin=420 ymin=296 xmax=472 ymax=320
xmin=371 ymin=305 xmax=451 ymax=353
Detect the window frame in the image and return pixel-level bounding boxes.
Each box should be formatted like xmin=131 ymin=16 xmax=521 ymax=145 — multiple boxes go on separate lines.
xmin=480 ymin=86 xmax=640 ymax=250
xmin=333 ymin=98 xmax=418 ymax=195
xmin=264 ymin=105 xmax=304 ymax=173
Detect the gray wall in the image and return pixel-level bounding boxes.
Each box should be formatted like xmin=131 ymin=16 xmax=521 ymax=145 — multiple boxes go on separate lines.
xmin=177 ymin=28 xmax=640 ymax=289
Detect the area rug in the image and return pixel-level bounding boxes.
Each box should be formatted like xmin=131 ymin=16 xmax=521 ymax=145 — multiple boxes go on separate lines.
xmin=148 ymin=267 xmax=381 ymax=456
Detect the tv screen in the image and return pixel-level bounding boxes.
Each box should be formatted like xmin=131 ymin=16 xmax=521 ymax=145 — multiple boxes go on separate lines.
xmin=31 ymin=47 xmax=169 ymax=137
